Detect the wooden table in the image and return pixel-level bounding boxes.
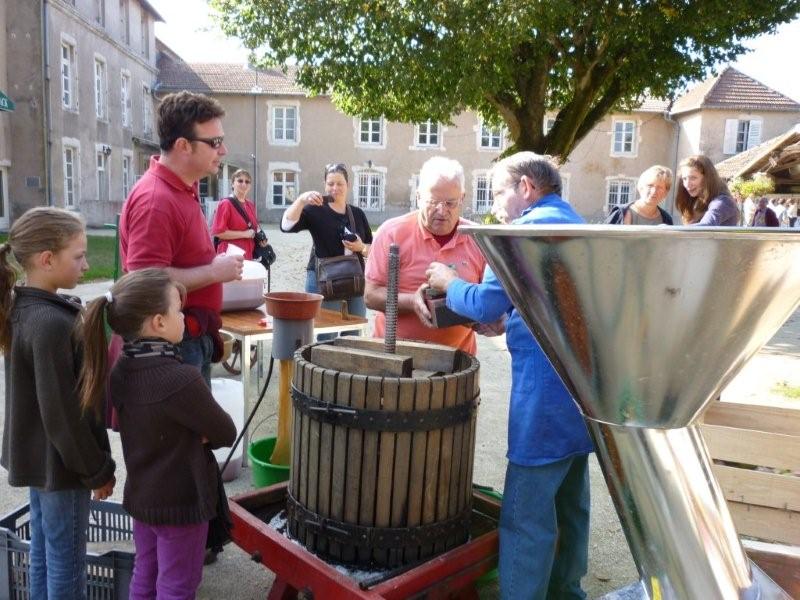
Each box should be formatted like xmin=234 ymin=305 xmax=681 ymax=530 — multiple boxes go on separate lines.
xmin=220 ymin=306 xmax=369 ymax=465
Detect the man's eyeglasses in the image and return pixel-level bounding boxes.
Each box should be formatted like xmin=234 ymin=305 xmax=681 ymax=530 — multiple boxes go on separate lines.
xmin=187 ymin=136 xmax=225 ymax=149
xmin=425 ymin=198 xmax=462 ymax=210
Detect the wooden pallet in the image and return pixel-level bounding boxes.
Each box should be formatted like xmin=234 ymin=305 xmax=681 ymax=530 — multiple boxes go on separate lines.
xmin=700 ymin=401 xmax=800 ymax=596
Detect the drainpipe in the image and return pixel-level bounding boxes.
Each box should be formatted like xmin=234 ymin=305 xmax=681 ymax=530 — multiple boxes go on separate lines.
xmin=41 ymin=0 xmax=53 ymax=206
xmin=663 ymin=99 xmax=679 ymax=217
xmin=252 ymin=71 xmax=259 ymax=219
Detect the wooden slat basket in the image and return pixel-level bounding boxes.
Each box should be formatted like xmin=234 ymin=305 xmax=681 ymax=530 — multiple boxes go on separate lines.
xmin=700 ymin=401 xmax=800 ymax=596
xmin=286 ymin=338 xmax=480 ymax=568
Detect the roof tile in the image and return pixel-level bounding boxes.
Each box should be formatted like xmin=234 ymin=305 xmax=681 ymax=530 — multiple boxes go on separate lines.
xmin=156 ymin=62 xmax=305 ymax=96
xmin=672 ymin=67 xmax=800 ymax=114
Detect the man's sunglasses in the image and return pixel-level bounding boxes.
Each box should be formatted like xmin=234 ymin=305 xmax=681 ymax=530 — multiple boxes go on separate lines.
xmin=187 ymin=136 xmax=225 ymax=149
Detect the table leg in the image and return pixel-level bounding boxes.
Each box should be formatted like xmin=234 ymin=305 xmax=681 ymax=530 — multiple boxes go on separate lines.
xmin=241 ymin=333 xmax=252 ymax=467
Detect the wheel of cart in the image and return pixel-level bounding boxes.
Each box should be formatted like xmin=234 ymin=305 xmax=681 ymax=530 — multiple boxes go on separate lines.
xmin=221 ymin=339 xmax=258 ymax=375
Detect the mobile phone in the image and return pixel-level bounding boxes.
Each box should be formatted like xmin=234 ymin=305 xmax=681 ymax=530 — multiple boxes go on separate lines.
xmin=322 ymin=195 xmax=334 ymax=204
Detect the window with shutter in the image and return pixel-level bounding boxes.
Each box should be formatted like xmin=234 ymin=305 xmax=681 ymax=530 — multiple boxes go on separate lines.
xmin=746 ymin=119 xmax=762 ymax=149
xmin=724 ymin=118 xmax=763 ymax=155
xmin=723 ymin=119 xmax=739 ymax=155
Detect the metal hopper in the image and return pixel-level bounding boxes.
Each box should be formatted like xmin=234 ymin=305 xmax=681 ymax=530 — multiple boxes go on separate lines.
xmin=460 ymin=224 xmax=800 ymax=599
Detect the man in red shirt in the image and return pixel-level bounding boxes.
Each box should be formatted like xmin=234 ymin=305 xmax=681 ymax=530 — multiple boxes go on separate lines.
xmin=364 ymin=156 xmax=487 ymax=354
xmin=120 ymin=91 xmax=243 ymax=383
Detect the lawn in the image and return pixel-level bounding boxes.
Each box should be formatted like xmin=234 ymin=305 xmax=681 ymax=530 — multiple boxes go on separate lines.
xmin=773 ymin=381 xmax=800 ymax=401
xmin=0 ymin=234 xmax=118 ymax=282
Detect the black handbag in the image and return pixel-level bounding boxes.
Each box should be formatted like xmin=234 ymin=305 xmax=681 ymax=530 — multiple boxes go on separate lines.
xmin=315 ymin=206 xmax=365 ymax=300
xmin=221 ymin=198 xmax=277 ymax=268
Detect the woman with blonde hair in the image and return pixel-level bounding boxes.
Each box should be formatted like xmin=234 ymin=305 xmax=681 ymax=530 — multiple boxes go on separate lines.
xmin=606 ymin=165 xmax=674 ymax=225
xmin=675 ymin=155 xmax=738 ymax=226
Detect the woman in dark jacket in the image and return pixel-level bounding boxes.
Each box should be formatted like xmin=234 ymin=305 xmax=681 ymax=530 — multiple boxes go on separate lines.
xmin=280 ymin=163 xmax=372 ymax=317
xmin=606 ymin=165 xmax=674 ymax=225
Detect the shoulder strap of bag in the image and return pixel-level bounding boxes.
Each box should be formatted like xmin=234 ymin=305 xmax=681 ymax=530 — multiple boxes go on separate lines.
xmin=346 ymin=205 xmax=364 ymax=268
xmin=227 ymin=197 xmax=256 ymax=231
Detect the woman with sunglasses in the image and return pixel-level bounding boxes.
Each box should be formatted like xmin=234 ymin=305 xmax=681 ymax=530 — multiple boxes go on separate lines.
xmin=211 ymin=169 xmax=269 ymax=259
xmin=280 ymin=163 xmax=373 ymax=318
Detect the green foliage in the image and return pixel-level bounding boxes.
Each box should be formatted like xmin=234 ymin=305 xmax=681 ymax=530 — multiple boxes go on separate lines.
xmin=481 ymin=212 xmax=499 ymax=225
xmin=0 ymin=234 xmax=117 ymax=282
xmin=773 ymin=381 xmax=800 ymax=400
xmin=737 ymin=173 xmax=776 ymax=198
xmin=210 ymin=0 xmax=800 ymax=160
xmin=728 ymin=177 xmax=746 ymax=197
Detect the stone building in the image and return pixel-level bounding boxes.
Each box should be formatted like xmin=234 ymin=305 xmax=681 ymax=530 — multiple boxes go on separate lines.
xmin=3 ymin=0 xmax=161 ymax=225
xmin=2 ymin=13 xmax=799 ymax=228
xmin=0 ymin=1 xmax=13 ymax=230
xmin=155 ymin=60 xmax=800 ymax=225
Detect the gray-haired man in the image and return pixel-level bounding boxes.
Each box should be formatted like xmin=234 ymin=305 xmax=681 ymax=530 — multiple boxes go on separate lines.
xmin=427 ymin=152 xmax=593 ymax=599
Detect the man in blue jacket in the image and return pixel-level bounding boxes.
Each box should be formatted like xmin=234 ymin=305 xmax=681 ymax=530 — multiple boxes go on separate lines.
xmin=426 ymin=152 xmax=593 ymax=600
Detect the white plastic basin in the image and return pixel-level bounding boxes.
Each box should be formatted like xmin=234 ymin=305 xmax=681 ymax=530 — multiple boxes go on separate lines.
xmin=221 ymin=260 xmax=267 ymax=312
xmin=211 ymin=378 xmax=244 ymax=481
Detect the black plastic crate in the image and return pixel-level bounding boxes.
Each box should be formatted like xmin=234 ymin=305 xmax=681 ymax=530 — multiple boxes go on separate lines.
xmin=0 ymin=499 xmax=134 ymax=599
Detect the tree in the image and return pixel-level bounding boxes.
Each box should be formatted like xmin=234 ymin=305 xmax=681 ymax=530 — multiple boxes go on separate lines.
xmin=210 ymin=0 xmax=800 ymax=160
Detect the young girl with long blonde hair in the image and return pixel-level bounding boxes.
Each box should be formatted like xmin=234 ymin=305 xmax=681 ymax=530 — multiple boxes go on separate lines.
xmin=0 ymin=207 xmax=116 ymax=599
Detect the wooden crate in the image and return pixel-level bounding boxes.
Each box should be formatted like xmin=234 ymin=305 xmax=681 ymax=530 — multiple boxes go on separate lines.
xmin=700 ymin=401 xmax=800 ymax=595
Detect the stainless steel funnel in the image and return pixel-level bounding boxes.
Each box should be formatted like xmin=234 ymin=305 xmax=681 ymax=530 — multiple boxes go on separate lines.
xmin=461 ymin=224 xmax=800 ymax=599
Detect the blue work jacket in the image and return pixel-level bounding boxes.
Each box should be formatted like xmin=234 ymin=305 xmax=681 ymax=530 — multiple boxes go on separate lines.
xmin=447 ymin=194 xmax=594 ymax=466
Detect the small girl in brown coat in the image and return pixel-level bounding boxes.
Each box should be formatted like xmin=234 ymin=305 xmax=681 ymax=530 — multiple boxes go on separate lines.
xmin=79 ymin=268 xmax=235 ymax=599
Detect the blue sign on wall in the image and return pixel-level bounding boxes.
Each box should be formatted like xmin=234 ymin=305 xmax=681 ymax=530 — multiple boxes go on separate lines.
xmin=0 ymin=91 xmax=15 ymax=112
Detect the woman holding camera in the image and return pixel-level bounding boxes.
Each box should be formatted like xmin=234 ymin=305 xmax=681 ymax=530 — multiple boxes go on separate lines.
xmin=212 ymin=169 xmax=269 ymax=258
xmin=280 ymin=163 xmax=372 ymax=318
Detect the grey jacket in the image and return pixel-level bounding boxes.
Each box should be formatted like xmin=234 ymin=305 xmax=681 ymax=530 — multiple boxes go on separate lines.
xmin=1 ymin=287 xmax=115 ymax=491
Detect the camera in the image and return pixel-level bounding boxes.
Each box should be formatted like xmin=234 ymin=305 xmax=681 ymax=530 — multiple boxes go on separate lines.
xmin=340 ymin=226 xmax=358 ymax=243
xmin=254 ymin=230 xmax=268 ymax=244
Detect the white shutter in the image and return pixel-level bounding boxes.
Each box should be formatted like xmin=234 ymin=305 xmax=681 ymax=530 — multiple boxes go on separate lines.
xmin=723 ymin=119 xmax=739 ymax=155
xmin=746 ymin=119 xmax=762 ymax=149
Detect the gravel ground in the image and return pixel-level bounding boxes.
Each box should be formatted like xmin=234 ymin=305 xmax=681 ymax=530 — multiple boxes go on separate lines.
xmin=2 ymin=222 xmax=797 ymax=599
